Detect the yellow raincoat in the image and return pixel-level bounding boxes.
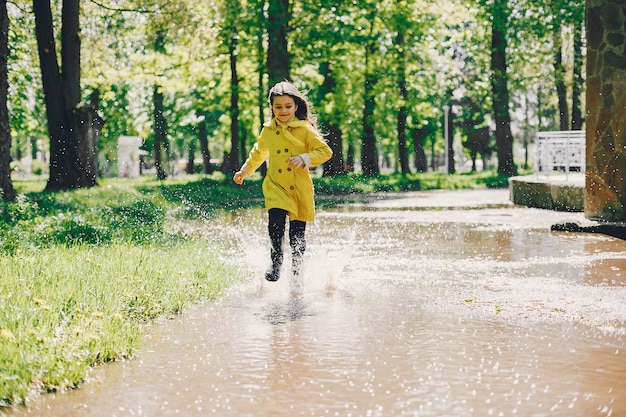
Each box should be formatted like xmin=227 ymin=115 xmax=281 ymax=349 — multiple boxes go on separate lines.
xmin=240 ymin=118 xmax=332 ymax=222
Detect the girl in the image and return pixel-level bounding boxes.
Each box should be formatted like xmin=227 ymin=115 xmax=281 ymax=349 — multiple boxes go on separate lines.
xmin=233 ymin=81 xmax=332 ymax=284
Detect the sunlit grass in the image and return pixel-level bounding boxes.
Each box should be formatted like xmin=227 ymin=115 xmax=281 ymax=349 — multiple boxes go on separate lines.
xmin=0 ymin=241 xmax=241 ymax=406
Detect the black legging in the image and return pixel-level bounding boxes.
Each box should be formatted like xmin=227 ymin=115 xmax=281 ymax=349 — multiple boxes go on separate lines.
xmin=268 ymin=208 xmax=306 ymax=269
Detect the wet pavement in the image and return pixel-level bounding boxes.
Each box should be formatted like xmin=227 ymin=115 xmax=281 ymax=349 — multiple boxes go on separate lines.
xmin=7 ymin=189 xmax=626 ymax=417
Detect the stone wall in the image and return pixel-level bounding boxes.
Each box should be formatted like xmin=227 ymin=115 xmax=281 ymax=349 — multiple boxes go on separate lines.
xmin=585 ymin=0 xmax=626 ymax=220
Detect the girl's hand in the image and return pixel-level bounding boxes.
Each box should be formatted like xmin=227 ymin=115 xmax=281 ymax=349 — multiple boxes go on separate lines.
xmin=287 ymin=155 xmax=306 ymax=169
xmin=233 ymin=171 xmax=247 ymax=185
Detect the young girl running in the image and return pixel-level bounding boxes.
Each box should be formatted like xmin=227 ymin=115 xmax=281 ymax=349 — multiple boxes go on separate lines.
xmin=233 ymin=81 xmax=332 ymax=284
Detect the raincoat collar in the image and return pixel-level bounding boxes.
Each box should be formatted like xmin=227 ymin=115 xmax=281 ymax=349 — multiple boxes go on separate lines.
xmin=268 ymin=117 xmax=307 ymax=146
xmin=267 ymin=117 xmax=307 ymax=128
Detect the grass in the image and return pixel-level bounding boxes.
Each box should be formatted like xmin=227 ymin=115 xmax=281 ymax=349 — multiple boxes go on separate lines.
xmin=0 ymin=243 xmax=236 ymax=406
xmin=1 ymin=169 xmax=512 ymax=408
xmin=313 ymin=170 xmax=512 ymax=195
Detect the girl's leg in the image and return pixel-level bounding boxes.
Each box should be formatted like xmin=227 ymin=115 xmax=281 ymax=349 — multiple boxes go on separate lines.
xmin=289 ymin=220 xmax=306 ymax=278
xmin=266 ymin=208 xmax=287 ymax=281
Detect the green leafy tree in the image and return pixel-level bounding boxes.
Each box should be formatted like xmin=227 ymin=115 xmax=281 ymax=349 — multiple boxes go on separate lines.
xmin=290 ymin=0 xmax=355 ymax=176
xmin=4 ymin=0 xmax=589 ymax=183
xmin=220 ymin=0 xmax=243 ymax=173
xmin=490 ymin=0 xmax=516 ymax=175
xmin=267 ymin=0 xmax=289 ymax=87
xmin=359 ymin=5 xmax=382 ymax=177
xmin=392 ymin=3 xmax=411 ymax=175
xmin=34 ymin=0 xmax=102 ymax=190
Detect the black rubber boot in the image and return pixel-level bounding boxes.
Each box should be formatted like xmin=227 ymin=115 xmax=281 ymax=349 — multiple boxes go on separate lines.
xmin=265 ymin=247 xmax=283 ymax=282
xmin=266 ymin=209 xmax=286 ymax=282
xmin=289 ymin=221 xmax=306 ymax=279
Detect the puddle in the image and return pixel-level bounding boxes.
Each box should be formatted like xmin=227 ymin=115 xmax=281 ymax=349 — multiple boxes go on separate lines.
xmin=7 ymin=190 xmax=626 ymax=416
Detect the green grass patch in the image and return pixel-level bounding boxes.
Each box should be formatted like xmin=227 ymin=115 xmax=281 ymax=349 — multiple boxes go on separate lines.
xmin=313 ymin=170 xmax=511 ymax=196
xmin=0 ymin=241 xmax=239 ymax=407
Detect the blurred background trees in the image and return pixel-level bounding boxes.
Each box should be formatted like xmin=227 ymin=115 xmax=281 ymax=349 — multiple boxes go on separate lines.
xmin=2 ymin=0 xmax=586 ymax=192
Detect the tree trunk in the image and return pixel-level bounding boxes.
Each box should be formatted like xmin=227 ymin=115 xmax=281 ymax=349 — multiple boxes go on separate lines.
xmin=197 ymin=116 xmax=213 ymax=174
xmin=186 ymin=139 xmax=195 ymax=174
xmin=319 ymin=61 xmax=344 ymax=176
xmin=0 ymin=0 xmax=15 ymax=201
xmin=553 ymin=26 xmax=569 ymax=131
xmin=346 ymin=135 xmax=354 ymax=172
xmin=256 ymin=0 xmax=265 ymax=129
xmin=411 ymin=127 xmax=428 ymax=173
xmin=571 ymin=19 xmax=584 ymax=130
xmin=323 ymin=124 xmax=345 ymax=177
xmin=361 ymin=39 xmax=379 ymax=177
xmin=153 ymin=85 xmax=168 ymax=180
xmin=75 ymin=91 xmax=103 ymax=183
xmin=267 ymin=0 xmax=289 ymax=87
xmin=34 ymin=0 xmax=99 ymax=191
xmin=430 ymin=135 xmax=436 ymax=171
xmin=227 ymin=28 xmax=239 ymax=173
xmin=446 ymin=106 xmax=456 ymax=174
xmin=490 ymin=0 xmax=516 ymax=176
xmin=396 ymin=32 xmax=410 ymax=175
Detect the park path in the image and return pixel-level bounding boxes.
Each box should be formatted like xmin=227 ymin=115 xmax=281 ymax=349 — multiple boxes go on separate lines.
xmin=8 ymin=189 xmax=626 ymax=417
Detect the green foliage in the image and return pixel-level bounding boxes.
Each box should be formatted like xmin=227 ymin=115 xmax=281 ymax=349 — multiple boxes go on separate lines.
xmin=1 ymin=179 xmax=172 ymax=253
xmin=0 ymin=194 xmax=41 ymax=223
xmin=157 ymin=174 xmax=264 ymax=218
xmin=104 ymin=199 xmax=167 ymax=242
xmin=6 ymin=0 xmax=583 ymax=183
xmin=33 ymin=213 xmax=112 ymax=246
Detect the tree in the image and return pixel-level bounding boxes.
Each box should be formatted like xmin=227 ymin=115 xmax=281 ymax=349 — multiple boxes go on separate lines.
xmin=411 ymin=123 xmax=432 ymax=173
xmin=0 ymin=0 xmax=15 ymax=201
xmin=570 ymin=1 xmax=584 ymax=130
xmin=267 ymin=0 xmax=289 ymax=87
xmin=6 ymin=0 xmax=583 ymax=181
xmin=221 ymin=0 xmax=242 ymax=173
xmin=34 ymin=0 xmax=101 ymax=191
xmin=395 ymin=31 xmax=410 ymax=175
xmin=490 ymin=0 xmax=516 ymax=175
xmin=551 ymin=10 xmax=569 ymax=131
xmin=319 ymin=61 xmax=346 ymax=176
xmin=389 ymin=0 xmax=430 ymax=175
xmin=152 ymin=83 xmax=168 ymax=180
xmin=196 ymin=112 xmax=212 ymax=174
xmin=360 ymin=8 xmax=380 ymax=177
xmin=290 ymin=1 xmax=356 ymax=177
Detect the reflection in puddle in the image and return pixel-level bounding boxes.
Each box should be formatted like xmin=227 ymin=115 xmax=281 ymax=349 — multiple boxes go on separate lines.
xmin=7 ymin=192 xmax=626 ymax=416
xmin=255 ymin=296 xmax=312 ymax=325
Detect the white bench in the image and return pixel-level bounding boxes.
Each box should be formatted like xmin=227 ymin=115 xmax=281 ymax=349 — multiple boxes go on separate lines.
xmin=535 ymin=131 xmax=585 ymax=178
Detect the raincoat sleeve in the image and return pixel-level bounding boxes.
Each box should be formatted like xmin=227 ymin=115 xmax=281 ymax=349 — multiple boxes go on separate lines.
xmin=300 ymin=128 xmax=332 ymax=168
xmin=240 ymin=129 xmax=270 ymax=174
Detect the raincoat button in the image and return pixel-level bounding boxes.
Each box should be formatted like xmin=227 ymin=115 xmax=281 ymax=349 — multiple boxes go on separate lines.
xmin=277 ymin=150 xmax=281 ymax=154
xmin=285 ymin=148 xmax=289 ymax=153
xmin=278 ymin=169 xmax=282 ymax=173
xmin=276 ymin=131 xmax=280 ymax=135
xmin=287 ymin=167 xmax=292 ymax=171
xmin=290 ymin=186 xmax=294 ymax=190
